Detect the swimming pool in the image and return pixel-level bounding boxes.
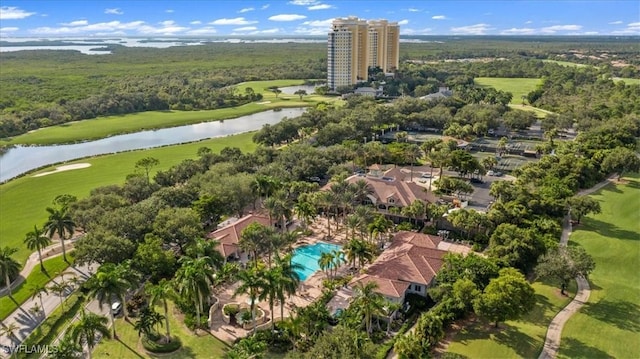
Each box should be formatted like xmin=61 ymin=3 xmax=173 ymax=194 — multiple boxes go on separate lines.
xmin=291 ymin=242 xmax=343 ymax=281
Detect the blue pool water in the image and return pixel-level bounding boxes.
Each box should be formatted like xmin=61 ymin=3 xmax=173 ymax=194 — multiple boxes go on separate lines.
xmin=291 ymin=242 xmax=343 ymax=281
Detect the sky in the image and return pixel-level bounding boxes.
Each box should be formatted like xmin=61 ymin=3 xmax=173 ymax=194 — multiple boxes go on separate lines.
xmin=0 ymin=0 xmax=639 ymax=38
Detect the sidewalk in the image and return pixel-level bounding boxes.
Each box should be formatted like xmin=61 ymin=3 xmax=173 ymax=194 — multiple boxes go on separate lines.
xmin=0 ymin=236 xmax=81 ymax=298
xmin=537 ymin=175 xmax=614 ymax=359
xmin=0 ymin=263 xmax=93 ymax=358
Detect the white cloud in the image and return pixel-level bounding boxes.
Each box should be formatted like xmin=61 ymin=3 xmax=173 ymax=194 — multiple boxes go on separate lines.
xmin=450 ymin=23 xmax=492 ymax=35
xmin=289 ymin=0 xmax=318 ymax=5
xmin=402 ymin=27 xmax=432 ymax=35
xmin=302 ymin=18 xmax=334 ymax=27
xmin=210 ymin=17 xmax=257 ymax=25
xmin=583 ymin=31 xmax=599 ymax=35
xmin=190 ymin=20 xmax=202 ymax=25
xmin=398 ymin=19 xmax=409 ymax=25
xmin=261 ymin=4 xmax=270 ymax=10
xmin=501 ymin=27 xmax=536 ymax=35
xmin=104 ymin=8 xmax=123 ymax=15
xmin=541 ymin=24 xmax=582 ymax=33
xmin=269 ymin=14 xmax=306 ymax=21
xmin=234 ymin=26 xmax=258 ymax=31
xmin=308 ymin=4 xmax=334 ymax=10
xmin=612 ymin=22 xmax=640 ymax=34
xmin=0 ymin=6 xmax=36 ymax=20
xmin=294 ymin=26 xmax=329 ymax=35
xmin=0 ymin=26 xmax=19 ymax=33
xmin=61 ymin=20 xmax=89 ymax=26
xmin=525 ymin=20 xmax=533 ymax=24
xmin=257 ymin=28 xmax=280 ymax=34
xmin=186 ymin=27 xmax=217 ymax=35
xmin=407 ymin=8 xmax=421 ymax=12
xmin=432 ymin=15 xmax=446 ymax=20
xmin=608 ymin=20 xmax=623 ymax=25
xmin=239 ymin=7 xmax=255 ymax=13
xmin=165 ymin=9 xmax=174 ymax=13
xmin=28 ymin=20 xmax=196 ymax=36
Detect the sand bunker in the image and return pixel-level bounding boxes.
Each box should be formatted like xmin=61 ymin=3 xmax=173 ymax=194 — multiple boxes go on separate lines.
xmin=33 ymin=163 xmax=91 ymax=177
xmin=256 ymin=101 xmax=272 ymax=104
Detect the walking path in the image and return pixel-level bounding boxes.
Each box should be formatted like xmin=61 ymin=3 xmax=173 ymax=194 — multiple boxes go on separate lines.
xmin=0 ymin=237 xmax=80 ymax=297
xmin=0 ymin=262 xmax=93 ymax=358
xmin=537 ymin=175 xmax=615 ymax=359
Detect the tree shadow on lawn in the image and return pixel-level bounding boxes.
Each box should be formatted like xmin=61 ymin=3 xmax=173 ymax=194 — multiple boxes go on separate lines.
xmin=560 ymin=337 xmax=614 ymax=359
xmin=116 ymin=337 xmax=144 ymax=359
xmin=575 ymin=218 xmax=639 ymax=242
xmin=456 ymin=320 xmax=538 ymax=358
xmin=580 ymin=299 xmax=640 ymax=333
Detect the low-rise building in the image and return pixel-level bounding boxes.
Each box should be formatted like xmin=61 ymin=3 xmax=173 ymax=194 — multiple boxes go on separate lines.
xmin=207 ymin=213 xmax=272 ymax=263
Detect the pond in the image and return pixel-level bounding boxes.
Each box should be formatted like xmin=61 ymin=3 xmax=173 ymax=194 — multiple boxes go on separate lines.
xmin=0 ymin=108 xmax=306 ymax=182
xmin=279 ymin=85 xmax=319 ymax=95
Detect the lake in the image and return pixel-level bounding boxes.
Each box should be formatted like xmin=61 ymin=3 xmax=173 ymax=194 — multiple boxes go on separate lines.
xmin=0 ymin=108 xmax=306 ymax=182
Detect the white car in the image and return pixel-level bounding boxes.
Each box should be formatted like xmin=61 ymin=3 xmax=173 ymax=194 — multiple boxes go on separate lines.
xmin=111 ymin=302 xmax=122 ymax=315
xmin=487 ymin=170 xmax=495 ymax=176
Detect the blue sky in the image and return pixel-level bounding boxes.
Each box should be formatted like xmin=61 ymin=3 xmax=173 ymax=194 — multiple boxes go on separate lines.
xmin=0 ymin=0 xmax=638 ymax=37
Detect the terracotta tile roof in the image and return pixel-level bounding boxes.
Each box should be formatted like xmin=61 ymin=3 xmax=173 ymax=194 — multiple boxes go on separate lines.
xmin=344 ymin=175 xmax=437 ymax=207
xmin=350 ymin=233 xmax=448 ymax=298
xmin=207 ymin=214 xmax=271 ymax=257
xmin=350 ymin=274 xmax=410 ymax=299
xmin=393 ymin=231 xmax=442 ymax=249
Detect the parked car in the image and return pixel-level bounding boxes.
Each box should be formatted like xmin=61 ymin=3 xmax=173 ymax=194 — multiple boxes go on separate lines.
xmin=421 ymin=173 xmax=432 ymax=179
xmin=470 ymin=178 xmax=484 ymax=184
xmin=486 ymin=170 xmax=495 ymax=176
xmin=111 ymin=301 xmax=122 ymax=315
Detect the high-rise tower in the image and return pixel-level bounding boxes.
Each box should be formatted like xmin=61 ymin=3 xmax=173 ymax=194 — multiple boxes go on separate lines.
xmin=327 ymin=17 xmax=399 ymax=91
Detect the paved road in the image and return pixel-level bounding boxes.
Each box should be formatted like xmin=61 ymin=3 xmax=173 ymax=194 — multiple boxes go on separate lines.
xmin=537 ymin=176 xmax=614 ymax=359
xmin=0 ymin=263 xmax=94 ymax=358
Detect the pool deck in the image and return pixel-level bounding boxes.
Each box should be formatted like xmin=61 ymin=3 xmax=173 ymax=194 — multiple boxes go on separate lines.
xmin=209 ymin=218 xmax=349 ymax=343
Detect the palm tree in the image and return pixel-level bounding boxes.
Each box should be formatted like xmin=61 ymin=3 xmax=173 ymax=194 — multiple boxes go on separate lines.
xmin=29 ymin=283 xmax=49 ymax=317
xmin=259 ymin=266 xmax=282 ymax=329
xmin=49 ymin=331 xmax=82 ymax=359
xmin=329 ymin=249 xmax=345 ymax=278
xmin=317 ymin=252 xmax=333 ymax=278
xmin=134 ymin=307 xmax=165 ymax=338
xmin=0 ymin=322 xmax=20 ymax=347
xmin=350 ymin=180 xmax=373 ymax=206
xmin=380 ymin=300 xmax=401 ymax=335
xmin=174 ymin=256 xmax=215 ymax=332
xmin=353 ymin=281 xmax=385 ymax=335
xmin=24 ymin=225 xmax=52 ymax=272
xmin=233 ymin=266 xmax=266 ymax=333
xmin=343 ymin=238 xmax=374 ymax=269
xmin=44 ymin=206 xmax=75 ymax=262
xmin=147 ymin=279 xmax=175 ymax=343
xmin=405 ymin=144 xmax=422 ymax=181
xmin=294 ymin=200 xmax=316 ymax=230
xmin=239 ymin=222 xmax=273 ymax=266
xmin=48 ymin=279 xmax=71 ymax=311
xmin=0 ymin=246 xmax=21 ymax=298
xmin=71 ymin=310 xmax=111 ymax=359
xmin=85 ymin=263 xmax=130 ymax=338
xmin=274 ymin=254 xmax=302 ymax=321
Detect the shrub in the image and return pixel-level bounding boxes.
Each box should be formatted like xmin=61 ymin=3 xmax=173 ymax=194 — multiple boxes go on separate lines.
xmin=223 ymin=303 xmax=240 ymax=316
xmin=141 ymin=334 xmax=182 ymax=353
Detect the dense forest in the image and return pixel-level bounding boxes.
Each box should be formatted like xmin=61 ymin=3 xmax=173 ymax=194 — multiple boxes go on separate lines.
xmin=1 ymin=37 xmax=638 ymax=138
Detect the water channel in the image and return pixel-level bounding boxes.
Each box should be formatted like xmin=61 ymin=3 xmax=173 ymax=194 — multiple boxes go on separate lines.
xmin=0 ymin=108 xmax=306 ymax=182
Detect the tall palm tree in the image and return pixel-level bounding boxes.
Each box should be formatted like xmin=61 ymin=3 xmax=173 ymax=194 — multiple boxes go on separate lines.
xmin=343 ymin=238 xmax=374 ymax=269
xmin=275 ymin=253 xmax=302 ymax=321
xmin=317 ymin=252 xmax=333 ymax=278
xmin=44 ymin=206 xmax=75 ymax=262
xmin=147 ymin=279 xmax=175 ymax=343
xmin=294 ymin=200 xmax=316 ymax=230
xmin=71 ymin=310 xmax=111 ymax=359
xmin=174 ymin=256 xmax=215 ymax=332
xmin=233 ymin=265 xmax=266 ymax=333
xmin=48 ymin=279 xmax=70 ymax=311
xmin=259 ymin=266 xmax=282 ymax=330
xmin=380 ymin=300 xmax=401 ymax=335
xmin=29 ymin=283 xmax=49 ymax=317
xmin=329 ymin=249 xmax=345 ymax=278
xmin=0 ymin=322 xmax=20 ymax=347
xmin=49 ymin=331 xmax=82 ymax=359
xmin=350 ymin=180 xmax=373 ymax=206
xmin=85 ymin=263 xmax=130 ymax=338
xmin=239 ymin=222 xmax=272 ymax=266
xmin=353 ymin=281 xmax=384 ymax=335
xmin=24 ymin=225 xmax=52 ymax=272
xmin=405 ymin=144 xmax=422 ymax=181
xmin=0 ymin=246 xmax=21 ymax=298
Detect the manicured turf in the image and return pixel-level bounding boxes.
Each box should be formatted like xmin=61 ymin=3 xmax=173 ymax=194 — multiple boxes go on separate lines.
xmin=93 ymin=302 xmax=230 ymax=359
xmin=446 ymin=281 xmax=575 ymax=358
xmin=612 ymin=77 xmax=640 ymax=85
xmin=0 ymin=132 xmax=256 ymax=264
xmin=558 ymin=175 xmax=640 ymax=359
xmin=474 ymin=77 xmax=542 ymax=105
xmin=541 ymin=60 xmax=589 ymax=68
xmin=0 ymin=255 xmax=71 ymax=320
xmin=5 ymin=79 xmax=325 ymax=145
xmin=508 ymin=104 xmax=552 ymax=118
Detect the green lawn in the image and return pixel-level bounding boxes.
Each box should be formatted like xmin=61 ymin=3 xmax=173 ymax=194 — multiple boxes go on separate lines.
xmin=508 ymin=104 xmax=552 ymax=118
xmin=93 ymin=302 xmax=230 ymax=359
xmin=541 ymin=59 xmax=590 ymax=68
xmin=5 ymin=79 xmax=328 ymax=145
xmin=0 ymin=132 xmax=256 ymax=264
xmin=474 ymin=77 xmax=542 ymax=105
xmin=0 ymin=255 xmax=71 ymax=320
xmin=558 ymin=175 xmax=640 ymax=359
xmin=612 ymin=77 xmax=640 ymax=85
xmin=446 ymin=281 xmax=575 ymax=358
